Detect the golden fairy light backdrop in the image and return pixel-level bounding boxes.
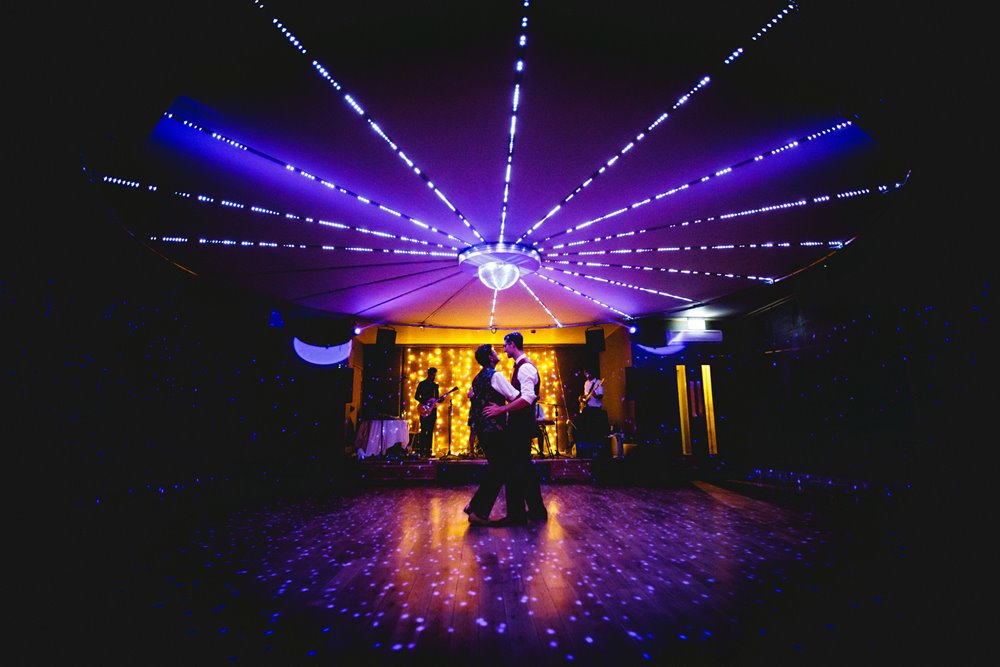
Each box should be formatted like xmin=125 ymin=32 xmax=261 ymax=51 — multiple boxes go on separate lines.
xmin=403 ymin=346 xmax=565 ymax=458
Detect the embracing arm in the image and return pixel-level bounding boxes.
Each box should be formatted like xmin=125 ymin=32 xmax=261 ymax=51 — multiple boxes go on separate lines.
xmin=483 ymin=368 xmax=533 ymax=417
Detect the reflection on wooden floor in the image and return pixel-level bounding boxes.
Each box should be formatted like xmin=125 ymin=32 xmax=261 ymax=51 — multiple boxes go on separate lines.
xmin=75 ymin=480 xmax=941 ymax=665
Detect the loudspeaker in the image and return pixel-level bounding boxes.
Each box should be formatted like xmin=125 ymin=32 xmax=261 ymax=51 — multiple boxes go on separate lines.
xmin=331 ymin=366 xmax=354 ymax=403
xmin=585 ymin=328 xmax=605 ymax=351
xmin=575 ymin=440 xmax=608 ymax=459
xmin=376 ymin=328 xmax=397 ymax=348
xmin=633 ymin=318 xmax=666 ymax=347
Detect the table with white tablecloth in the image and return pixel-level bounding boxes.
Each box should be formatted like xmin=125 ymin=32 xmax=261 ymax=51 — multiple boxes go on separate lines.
xmin=355 ymin=419 xmax=410 ymax=458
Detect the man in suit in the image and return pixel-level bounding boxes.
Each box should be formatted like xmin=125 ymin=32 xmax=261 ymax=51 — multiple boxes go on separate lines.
xmin=464 ymin=344 xmax=515 ymax=525
xmin=482 ymin=331 xmax=548 ymax=525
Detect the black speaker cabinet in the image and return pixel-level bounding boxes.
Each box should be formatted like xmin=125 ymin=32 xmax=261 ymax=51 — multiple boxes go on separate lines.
xmin=376 ymin=328 xmax=397 ymax=347
xmin=575 ymin=440 xmax=608 ymax=459
xmin=585 ymin=328 xmax=605 ymax=351
xmin=633 ymin=318 xmax=666 ymax=347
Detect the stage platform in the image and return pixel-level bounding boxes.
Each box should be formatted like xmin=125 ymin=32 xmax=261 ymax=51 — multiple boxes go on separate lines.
xmin=355 ymin=455 xmax=593 ymax=484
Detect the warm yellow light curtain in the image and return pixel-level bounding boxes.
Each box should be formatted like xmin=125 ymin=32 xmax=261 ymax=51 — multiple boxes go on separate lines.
xmin=403 ymin=346 xmax=563 ymax=458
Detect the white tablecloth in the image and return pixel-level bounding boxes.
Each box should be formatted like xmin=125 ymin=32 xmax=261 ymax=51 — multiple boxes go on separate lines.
xmin=355 ymin=419 xmax=410 ymax=458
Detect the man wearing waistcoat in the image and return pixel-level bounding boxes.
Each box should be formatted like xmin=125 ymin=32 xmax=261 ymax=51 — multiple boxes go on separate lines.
xmin=463 ymin=344 xmax=517 ymax=525
xmin=482 ymin=331 xmax=548 ymax=525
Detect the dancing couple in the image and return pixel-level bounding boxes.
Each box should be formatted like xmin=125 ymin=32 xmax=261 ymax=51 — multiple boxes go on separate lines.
xmin=464 ymin=332 xmax=548 ymax=526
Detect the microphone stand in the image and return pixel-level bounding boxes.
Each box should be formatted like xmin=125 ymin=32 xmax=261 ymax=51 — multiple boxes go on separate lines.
xmin=379 ymin=418 xmax=386 ymax=458
xmin=550 ymin=403 xmax=566 ymax=458
xmin=534 ymin=402 xmax=565 ymax=459
xmin=439 ymin=401 xmax=458 ymax=460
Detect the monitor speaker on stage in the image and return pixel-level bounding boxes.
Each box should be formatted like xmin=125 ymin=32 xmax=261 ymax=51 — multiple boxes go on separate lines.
xmin=376 ymin=327 xmax=396 ymax=348
xmin=585 ymin=328 xmax=605 ymax=352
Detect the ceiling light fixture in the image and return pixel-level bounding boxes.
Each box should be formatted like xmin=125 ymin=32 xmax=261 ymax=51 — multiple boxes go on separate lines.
xmin=458 ymin=242 xmax=541 ymax=291
xmin=478 ymin=261 xmax=519 ymax=290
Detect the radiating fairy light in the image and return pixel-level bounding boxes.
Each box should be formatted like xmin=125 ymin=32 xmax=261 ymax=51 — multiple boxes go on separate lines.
xmin=538 ymin=176 xmax=900 ymax=258
xmin=489 ymin=289 xmax=500 ymax=330
xmin=98 ymin=172 xmax=459 ymax=252
xmin=515 ymin=1 xmax=800 ymax=243
xmin=99 ymin=1 xmax=893 ymax=331
xmin=161 ymin=112 xmax=470 ymax=247
xmin=252 ymin=0 xmax=485 ymax=242
xmin=499 ymin=2 xmax=532 ymax=242
xmin=518 ymin=278 xmax=562 ymax=328
xmin=547 ymin=267 xmax=693 ymax=303
xmin=533 ymin=273 xmax=632 ymax=319
xmin=147 ymin=235 xmax=454 ymax=258
xmin=539 ymin=120 xmax=856 ymax=244
xmin=547 ymin=258 xmax=779 ymax=285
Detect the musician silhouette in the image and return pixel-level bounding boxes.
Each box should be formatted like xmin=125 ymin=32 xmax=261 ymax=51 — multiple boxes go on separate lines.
xmin=414 ymin=367 xmax=439 ymax=456
xmin=576 ymin=368 xmax=607 ymax=446
xmin=580 ymin=368 xmax=604 ymax=411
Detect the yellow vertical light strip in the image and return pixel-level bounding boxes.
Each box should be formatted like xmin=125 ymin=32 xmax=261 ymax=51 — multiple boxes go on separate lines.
xmin=675 ymin=365 xmax=692 ymax=456
xmin=701 ymin=364 xmax=718 ymax=456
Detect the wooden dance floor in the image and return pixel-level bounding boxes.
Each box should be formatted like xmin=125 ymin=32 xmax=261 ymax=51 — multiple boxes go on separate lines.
xmin=73 ymin=478 xmax=949 ymax=665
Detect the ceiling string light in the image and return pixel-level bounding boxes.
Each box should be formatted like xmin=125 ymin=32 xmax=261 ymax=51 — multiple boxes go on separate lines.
xmin=254 ymin=0 xmax=484 ymax=243
xmin=98 ymin=172 xmax=460 ymax=252
xmin=160 ymin=112 xmax=470 ymax=247
xmin=539 ymin=120 xmax=857 ymax=245
xmin=498 ymin=1 xmax=532 ymax=242
xmin=516 ymin=2 xmax=801 ymax=244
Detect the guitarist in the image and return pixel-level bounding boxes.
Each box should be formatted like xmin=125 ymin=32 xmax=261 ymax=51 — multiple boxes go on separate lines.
xmin=580 ymin=368 xmax=604 ymax=412
xmin=576 ymin=368 xmax=606 ymax=445
xmin=414 ymin=366 xmax=439 ymax=457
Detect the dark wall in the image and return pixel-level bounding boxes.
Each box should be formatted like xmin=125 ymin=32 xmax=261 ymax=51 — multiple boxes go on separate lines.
xmin=9 ymin=182 xmax=357 ymax=529
xmin=627 ymin=202 xmax=989 ymax=493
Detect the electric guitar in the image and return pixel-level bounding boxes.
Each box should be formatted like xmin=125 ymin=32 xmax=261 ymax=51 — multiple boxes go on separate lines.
xmin=578 ymin=378 xmax=604 ymax=411
xmin=419 ymin=386 xmax=459 ymax=417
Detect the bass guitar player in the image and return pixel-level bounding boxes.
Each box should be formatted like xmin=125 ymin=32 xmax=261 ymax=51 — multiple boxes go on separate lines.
xmin=579 ymin=369 xmax=604 ymax=412
xmin=573 ymin=369 xmax=607 ymax=450
xmin=413 ymin=366 xmax=441 ymax=456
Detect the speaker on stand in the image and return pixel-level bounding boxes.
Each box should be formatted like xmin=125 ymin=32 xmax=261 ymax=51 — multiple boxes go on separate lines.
xmin=585 ymin=327 xmax=605 ymax=352
xmin=376 ymin=327 xmax=397 ymax=348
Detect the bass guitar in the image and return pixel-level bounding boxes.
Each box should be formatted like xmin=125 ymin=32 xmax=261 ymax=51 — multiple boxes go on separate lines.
xmin=419 ymin=386 xmax=459 ymax=417
xmin=578 ymin=378 xmax=604 ymax=411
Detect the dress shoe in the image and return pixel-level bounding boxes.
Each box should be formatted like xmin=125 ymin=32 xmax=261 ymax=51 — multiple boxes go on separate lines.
xmin=468 ymin=511 xmax=491 ymax=526
xmin=490 ymin=515 xmax=528 ymax=527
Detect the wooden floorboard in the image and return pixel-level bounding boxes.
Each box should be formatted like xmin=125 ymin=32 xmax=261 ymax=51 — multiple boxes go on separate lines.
xmin=68 ymin=479 xmax=950 ymax=665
